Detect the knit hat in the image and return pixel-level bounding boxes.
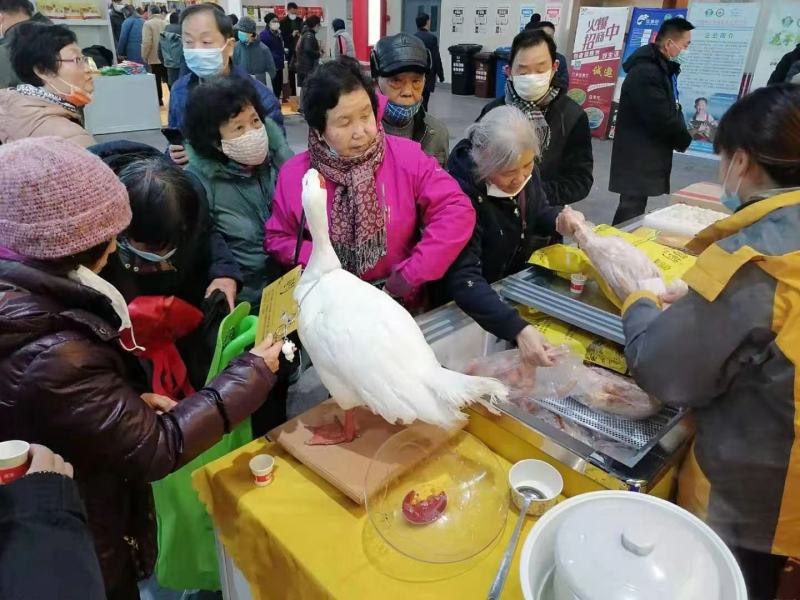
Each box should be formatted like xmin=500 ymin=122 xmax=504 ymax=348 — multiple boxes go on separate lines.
xmin=237 ymin=16 xmax=257 ymax=34
xmin=0 ymin=137 xmax=131 ymax=259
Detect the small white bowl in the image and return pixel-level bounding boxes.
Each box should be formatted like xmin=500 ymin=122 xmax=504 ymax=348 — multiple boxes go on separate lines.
xmin=509 ymin=459 xmax=563 ymax=516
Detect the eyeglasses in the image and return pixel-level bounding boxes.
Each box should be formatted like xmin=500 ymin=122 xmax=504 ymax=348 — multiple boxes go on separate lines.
xmin=58 ymin=56 xmax=98 ymax=70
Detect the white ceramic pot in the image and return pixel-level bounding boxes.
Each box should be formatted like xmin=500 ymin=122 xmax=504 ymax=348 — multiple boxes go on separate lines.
xmin=519 ymin=491 xmax=747 ymax=600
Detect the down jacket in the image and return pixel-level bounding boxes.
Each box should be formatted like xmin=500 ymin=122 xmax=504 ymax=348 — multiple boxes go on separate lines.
xmin=0 ymin=259 xmax=275 ymax=591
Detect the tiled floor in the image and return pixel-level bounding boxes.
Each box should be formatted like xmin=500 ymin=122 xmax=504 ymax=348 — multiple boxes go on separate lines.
xmin=96 ymin=84 xmax=719 ymax=225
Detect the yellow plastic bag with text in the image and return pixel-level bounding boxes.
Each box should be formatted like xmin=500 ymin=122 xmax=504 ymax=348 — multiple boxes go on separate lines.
xmin=517 ymin=307 xmax=628 ymax=374
xmin=528 ymin=225 xmax=696 ymax=308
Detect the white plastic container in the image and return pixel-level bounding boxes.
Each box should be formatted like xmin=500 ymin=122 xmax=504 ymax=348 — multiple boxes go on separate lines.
xmin=519 ymin=491 xmax=747 ymax=600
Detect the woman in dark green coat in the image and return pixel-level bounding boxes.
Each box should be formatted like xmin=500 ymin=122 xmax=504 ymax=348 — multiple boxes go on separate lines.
xmin=184 ymin=75 xmax=293 ymax=305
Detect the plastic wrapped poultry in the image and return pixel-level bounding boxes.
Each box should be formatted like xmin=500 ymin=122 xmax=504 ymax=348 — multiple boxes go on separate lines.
xmin=572 ymin=366 xmax=662 ymax=420
xmin=571 ymin=220 xmax=688 ymax=305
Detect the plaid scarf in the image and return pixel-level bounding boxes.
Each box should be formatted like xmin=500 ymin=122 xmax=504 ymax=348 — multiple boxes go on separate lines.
xmin=15 ymin=84 xmax=79 ymax=114
xmin=505 ymin=80 xmax=559 ymax=153
xmin=307 ymin=127 xmax=387 ymax=276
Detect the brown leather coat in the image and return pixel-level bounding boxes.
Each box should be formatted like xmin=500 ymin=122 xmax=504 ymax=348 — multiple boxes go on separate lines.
xmin=0 ymin=259 xmax=275 ymax=590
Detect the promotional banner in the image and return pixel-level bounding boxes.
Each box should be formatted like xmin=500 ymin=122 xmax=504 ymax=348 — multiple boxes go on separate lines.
xmin=609 ymin=7 xmax=687 ymax=138
xmin=750 ymin=1 xmax=800 ymax=90
xmin=677 ymin=3 xmax=761 ymax=155
xmin=568 ymin=7 xmax=629 ymax=139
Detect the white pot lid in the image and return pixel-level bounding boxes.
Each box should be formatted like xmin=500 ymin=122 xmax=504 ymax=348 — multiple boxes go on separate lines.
xmin=555 ymin=493 xmax=722 ymax=600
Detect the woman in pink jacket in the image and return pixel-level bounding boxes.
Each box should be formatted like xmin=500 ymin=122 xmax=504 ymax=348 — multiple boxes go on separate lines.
xmin=265 ymin=56 xmax=475 ymax=308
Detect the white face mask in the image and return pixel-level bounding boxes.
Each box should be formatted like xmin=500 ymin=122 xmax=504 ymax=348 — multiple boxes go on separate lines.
xmin=512 ymin=71 xmax=552 ymax=102
xmin=486 ymin=174 xmax=532 ymax=198
xmin=221 ymin=125 xmax=269 ymax=166
xmin=288 ymin=13 xmax=297 ymax=20
xmin=270 ymin=21 xmax=280 ymax=31
xmin=68 ymin=265 xmax=146 ymax=353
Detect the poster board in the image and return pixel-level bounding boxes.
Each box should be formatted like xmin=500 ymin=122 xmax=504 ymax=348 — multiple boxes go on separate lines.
xmin=750 ymin=1 xmax=800 ymax=90
xmin=677 ymin=3 xmax=760 ymax=156
xmin=568 ymin=6 xmax=629 ymax=139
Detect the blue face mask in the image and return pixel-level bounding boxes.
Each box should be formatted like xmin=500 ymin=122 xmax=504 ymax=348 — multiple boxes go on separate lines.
xmin=719 ymin=159 xmax=742 ymax=212
xmin=383 ymin=100 xmax=422 ymax=127
xmin=118 ymin=237 xmax=177 ymax=263
xmin=237 ymin=30 xmax=250 ymax=43
xmin=184 ymin=45 xmax=226 ymax=79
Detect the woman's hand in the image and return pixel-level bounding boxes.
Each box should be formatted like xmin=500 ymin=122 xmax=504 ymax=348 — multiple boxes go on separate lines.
xmin=516 ymin=325 xmax=556 ymax=367
xmin=206 ymin=277 xmax=238 ymax=312
xmin=555 ymin=206 xmax=587 ymax=238
xmin=169 ymin=144 xmax=189 ymax=166
xmin=249 ymin=334 xmax=284 ymax=373
xmin=141 ymin=393 xmax=178 ymax=413
xmin=27 ymin=444 xmax=74 ymax=478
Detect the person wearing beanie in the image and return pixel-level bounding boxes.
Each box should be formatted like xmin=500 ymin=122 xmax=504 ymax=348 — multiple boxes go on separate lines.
xmin=260 ymin=11 xmax=285 ymax=96
xmin=0 ymin=137 xmax=283 ymax=598
xmin=370 ymin=32 xmax=450 ymax=167
xmin=233 ymin=15 xmax=276 ymax=87
xmin=331 ymin=17 xmax=354 ymax=58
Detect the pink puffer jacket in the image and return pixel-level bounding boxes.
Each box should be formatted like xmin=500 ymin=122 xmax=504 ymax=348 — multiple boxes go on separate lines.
xmin=264 ymin=134 xmax=475 ymax=302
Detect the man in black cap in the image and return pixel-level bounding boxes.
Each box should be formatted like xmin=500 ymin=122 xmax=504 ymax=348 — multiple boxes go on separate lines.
xmin=371 ymin=32 xmax=450 ymax=167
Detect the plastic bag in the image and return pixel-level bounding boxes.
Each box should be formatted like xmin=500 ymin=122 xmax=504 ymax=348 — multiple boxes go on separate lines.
xmin=572 ymin=365 xmax=662 ymax=420
xmin=465 ymin=348 xmax=581 ymax=404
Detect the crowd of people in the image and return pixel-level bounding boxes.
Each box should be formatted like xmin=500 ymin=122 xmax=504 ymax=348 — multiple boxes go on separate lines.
xmin=0 ymin=2 xmax=798 ymax=599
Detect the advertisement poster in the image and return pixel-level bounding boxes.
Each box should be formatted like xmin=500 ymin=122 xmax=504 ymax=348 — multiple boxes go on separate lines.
xmin=451 ymin=6 xmax=464 ymax=34
xmin=568 ymin=7 xmax=629 ymax=138
xmin=544 ymin=2 xmax=562 ymax=29
xmin=496 ymin=5 xmax=511 ymax=35
xmin=475 ymin=6 xmax=489 ymax=35
xmin=750 ymin=1 xmax=800 ymax=89
xmin=677 ymin=3 xmax=761 ymax=155
xmin=520 ymin=5 xmax=536 ymax=32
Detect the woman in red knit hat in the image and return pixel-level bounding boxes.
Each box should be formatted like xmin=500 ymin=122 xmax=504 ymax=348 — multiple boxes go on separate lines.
xmin=0 ymin=137 xmax=283 ymax=599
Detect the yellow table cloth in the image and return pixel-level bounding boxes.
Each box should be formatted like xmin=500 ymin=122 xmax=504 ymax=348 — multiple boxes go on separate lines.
xmin=193 ymin=438 xmax=543 ymax=600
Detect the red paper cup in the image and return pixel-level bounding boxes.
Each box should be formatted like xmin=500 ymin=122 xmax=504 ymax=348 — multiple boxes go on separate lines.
xmin=249 ymin=454 xmax=275 ymax=487
xmin=570 ymin=273 xmax=587 ymax=295
xmin=0 ymin=440 xmax=30 ymax=485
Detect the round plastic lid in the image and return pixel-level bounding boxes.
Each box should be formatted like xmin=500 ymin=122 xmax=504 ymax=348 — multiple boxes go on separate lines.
xmin=365 ymin=425 xmax=508 ymax=563
xmin=555 ymin=494 xmax=721 ymax=600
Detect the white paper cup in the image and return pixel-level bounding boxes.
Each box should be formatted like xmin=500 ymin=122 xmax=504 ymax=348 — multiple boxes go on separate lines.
xmin=570 ymin=273 xmax=587 ymax=295
xmin=249 ymin=454 xmax=275 ymax=487
xmin=509 ymin=459 xmax=563 ymax=516
xmin=0 ymin=440 xmax=30 ymax=485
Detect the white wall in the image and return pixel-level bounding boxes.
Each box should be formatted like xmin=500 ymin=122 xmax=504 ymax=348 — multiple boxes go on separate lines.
xmin=438 ymin=0 xmax=575 ymax=82
xmin=386 ymin=0 xmax=403 ymax=35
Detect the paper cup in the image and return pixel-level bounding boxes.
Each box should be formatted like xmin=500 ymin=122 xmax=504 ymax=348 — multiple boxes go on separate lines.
xmin=249 ymin=454 xmax=275 ymax=487
xmin=570 ymin=273 xmax=587 ymax=295
xmin=0 ymin=440 xmax=30 ymax=485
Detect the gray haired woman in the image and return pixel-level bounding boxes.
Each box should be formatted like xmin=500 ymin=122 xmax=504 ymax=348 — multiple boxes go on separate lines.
xmin=443 ymin=105 xmax=584 ymax=365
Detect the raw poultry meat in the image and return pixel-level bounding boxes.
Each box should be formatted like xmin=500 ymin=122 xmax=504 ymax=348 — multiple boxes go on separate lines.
xmin=573 ymin=366 xmax=662 ymax=420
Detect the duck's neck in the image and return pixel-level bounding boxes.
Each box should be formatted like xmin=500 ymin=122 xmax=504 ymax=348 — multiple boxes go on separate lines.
xmin=298 ymin=209 xmax=341 ymax=299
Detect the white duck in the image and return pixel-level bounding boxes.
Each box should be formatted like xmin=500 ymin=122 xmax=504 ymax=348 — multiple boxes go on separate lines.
xmin=295 ymin=169 xmax=509 ymax=445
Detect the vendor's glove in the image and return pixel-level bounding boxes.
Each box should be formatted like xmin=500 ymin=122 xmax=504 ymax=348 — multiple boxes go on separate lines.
xmin=555 ymin=206 xmax=587 ymax=238
xmin=516 ymin=325 xmax=559 ymax=367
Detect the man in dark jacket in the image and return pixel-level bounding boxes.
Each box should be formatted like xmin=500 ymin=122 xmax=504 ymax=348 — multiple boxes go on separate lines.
xmin=280 ymin=1 xmax=303 ymax=96
xmin=414 ymin=12 xmax=444 ymax=111
xmin=0 ymin=0 xmax=51 ymax=88
xmin=371 ymin=32 xmax=450 ymax=167
xmin=109 ymin=0 xmax=125 ymax=45
xmin=767 ymin=43 xmax=800 ymax=85
xmin=1 ymin=444 xmax=105 ymax=600
xmin=609 ymin=17 xmax=694 ymax=224
xmin=479 ymin=29 xmax=592 ymax=206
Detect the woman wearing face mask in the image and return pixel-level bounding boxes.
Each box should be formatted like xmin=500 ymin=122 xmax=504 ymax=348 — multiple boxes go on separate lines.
xmin=478 ymin=29 xmax=593 ymax=207
xmin=266 ymin=57 xmax=475 ymax=310
xmin=233 ymin=16 xmax=276 ymax=87
xmin=294 ymin=14 xmax=322 ymax=92
xmin=442 ymin=106 xmax=584 ymax=365
xmin=259 ymin=12 xmax=286 ymax=96
xmin=184 ymin=76 xmax=293 ymax=306
xmin=0 ymin=137 xmax=283 ymax=599
xmin=0 ymin=22 xmax=95 ymax=146
xmin=619 ymin=84 xmax=800 ymax=600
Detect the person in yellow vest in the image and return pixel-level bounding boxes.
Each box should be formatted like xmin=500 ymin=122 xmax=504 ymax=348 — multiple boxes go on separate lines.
xmin=620 ymin=83 xmax=800 ymax=600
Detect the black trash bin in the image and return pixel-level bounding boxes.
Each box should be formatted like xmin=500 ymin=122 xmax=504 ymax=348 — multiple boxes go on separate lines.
xmin=448 ymin=43 xmax=482 ymax=95
xmin=473 ymin=52 xmax=496 ymax=98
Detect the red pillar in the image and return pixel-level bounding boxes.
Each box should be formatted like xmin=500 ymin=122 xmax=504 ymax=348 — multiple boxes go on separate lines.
xmin=351 ymin=0 xmax=387 ymax=62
